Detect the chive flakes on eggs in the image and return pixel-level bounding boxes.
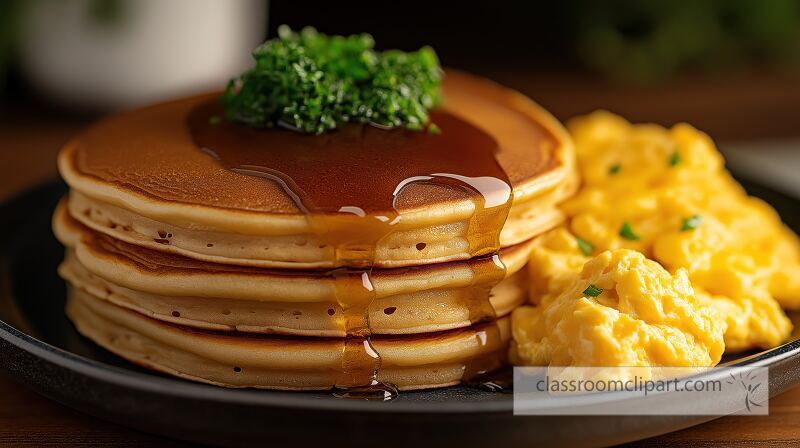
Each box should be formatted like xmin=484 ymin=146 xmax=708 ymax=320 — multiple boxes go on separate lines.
xmin=608 ymin=163 xmax=621 ymax=175
xmin=619 ymin=221 xmax=641 ymax=241
xmin=576 ymin=237 xmax=594 ymax=256
xmin=681 ymin=214 xmax=702 ymax=231
xmin=583 ymin=284 xmax=603 ymax=297
xmin=668 ymin=150 xmax=681 ymax=167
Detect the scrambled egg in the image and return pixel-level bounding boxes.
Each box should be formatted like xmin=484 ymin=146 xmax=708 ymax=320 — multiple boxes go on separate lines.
xmin=512 ymin=111 xmax=800 ymax=367
xmin=511 ymin=249 xmax=725 ymax=367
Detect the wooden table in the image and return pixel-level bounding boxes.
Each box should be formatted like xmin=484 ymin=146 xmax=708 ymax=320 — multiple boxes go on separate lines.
xmin=3 ymin=75 xmax=800 ymax=446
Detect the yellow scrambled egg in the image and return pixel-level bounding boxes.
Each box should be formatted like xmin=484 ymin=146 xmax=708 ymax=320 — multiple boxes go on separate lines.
xmin=512 ymin=111 xmax=800 ymax=367
xmin=511 ymin=249 xmax=725 ymax=367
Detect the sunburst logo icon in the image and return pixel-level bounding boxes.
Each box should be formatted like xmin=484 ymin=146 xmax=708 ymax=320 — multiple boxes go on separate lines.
xmin=727 ymin=370 xmax=765 ymax=413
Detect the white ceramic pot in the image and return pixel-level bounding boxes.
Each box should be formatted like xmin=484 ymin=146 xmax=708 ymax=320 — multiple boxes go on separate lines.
xmin=20 ymin=0 xmax=267 ymax=110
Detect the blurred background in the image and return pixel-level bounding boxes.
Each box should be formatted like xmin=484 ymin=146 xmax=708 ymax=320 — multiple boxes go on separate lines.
xmin=2 ymin=0 xmax=800 ymax=200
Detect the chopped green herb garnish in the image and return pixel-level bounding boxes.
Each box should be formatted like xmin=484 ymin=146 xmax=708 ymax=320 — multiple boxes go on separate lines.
xmin=427 ymin=123 xmax=441 ymax=135
xmin=668 ymin=150 xmax=681 ymax=167
xmin=208 ymin=115 xmax=222 ymax=125
xmin=576 ymin=237 xmax=594 ymax=256
xmin=681 ymin=214 xmax=702 ymax=231
xmin=608 ymin=163 xmax=621 ymax=175
xmin=619 ymin=221 xmax=641 ymax=241
xmin=583 ymin=284 xmax=603 ymax=297
xmin=222 ymin=25 xmax=443 ymax=135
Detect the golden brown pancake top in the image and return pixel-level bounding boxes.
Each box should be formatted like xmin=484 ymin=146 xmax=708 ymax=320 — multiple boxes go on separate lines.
xmin=62 ymin=71 xmax=562 ymax=215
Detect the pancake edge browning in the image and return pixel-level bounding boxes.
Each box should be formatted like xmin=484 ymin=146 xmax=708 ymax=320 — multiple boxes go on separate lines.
xmin=54 ymin=199 xmax=533 ymax=300
xmin=67 ymin=288 xmax=512 ymax=391
xmin=55 ymin=200 xmax=529 ymax=336
xmin=63 ymin=178 xmax=572 ymax=269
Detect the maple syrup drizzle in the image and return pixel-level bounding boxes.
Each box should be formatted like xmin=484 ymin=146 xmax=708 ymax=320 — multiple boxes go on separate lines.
xmin=189 ymin=99 xmax=512 ymax=398
xmin=461 ymin=322 xmax=513 ymax=393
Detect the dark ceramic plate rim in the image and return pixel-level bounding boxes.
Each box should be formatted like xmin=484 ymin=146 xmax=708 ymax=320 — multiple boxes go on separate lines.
xmin=4 ymin=308 xmax=800 ymax=414
xmin=1 ymin=178 xmax=800 ymax=416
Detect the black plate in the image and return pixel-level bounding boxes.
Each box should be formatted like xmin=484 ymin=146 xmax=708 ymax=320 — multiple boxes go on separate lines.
xmin=1 ymin=180 xmax=800 ymax=448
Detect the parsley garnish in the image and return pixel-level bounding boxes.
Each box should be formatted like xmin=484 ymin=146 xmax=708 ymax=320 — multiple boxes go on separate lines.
xmin=222 ymin=26 xmax=443 ymax=135
xmin=669 ymin=150 xmax=681 ymax=167
xmin=681 ymin=214 xmax=702 ymax=231
xmin=583 ymin=284 xmax=603 ymax=297
xmin=619 ymin=221 xmax=641 ymax=241
xmin=576 ymin=237 xmax=594 ymax=256
xmin=608 ymin=163 xmax=621 ymax=175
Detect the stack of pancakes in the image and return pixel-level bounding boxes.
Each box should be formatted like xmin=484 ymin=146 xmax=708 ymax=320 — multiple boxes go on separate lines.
xmin=54 ymin=71 xmax=576 ymax=392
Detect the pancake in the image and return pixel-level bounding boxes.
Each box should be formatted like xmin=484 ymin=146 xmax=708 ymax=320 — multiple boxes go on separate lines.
xmin=55 ymin=199 xmax=529 ymax=336
xmin=67 ymin=287 xmax=511 ymax=391
xmin=58 ymin=70 xmax=576 ymax=269
xmin=54 ymin=66 xmax=573 ymax=394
